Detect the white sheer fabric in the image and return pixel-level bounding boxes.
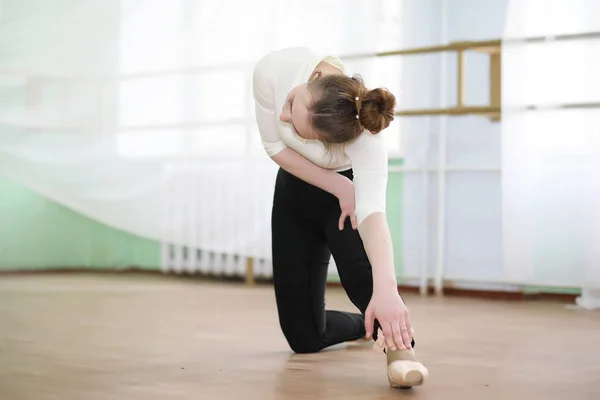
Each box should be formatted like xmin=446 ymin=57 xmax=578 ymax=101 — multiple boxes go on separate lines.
xmin=502 ymin=0 xmax=600 ymax=303
xmin=0 ymin=0 xmax=403 ymax=263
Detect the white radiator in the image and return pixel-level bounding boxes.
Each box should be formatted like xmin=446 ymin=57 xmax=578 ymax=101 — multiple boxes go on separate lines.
xmin=160 ymin=161 xmax=276 ymax=279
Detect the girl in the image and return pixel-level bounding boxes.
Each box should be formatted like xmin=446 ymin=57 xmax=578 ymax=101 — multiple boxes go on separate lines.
xmin=253 ymin=47 xmax=428 ymax=389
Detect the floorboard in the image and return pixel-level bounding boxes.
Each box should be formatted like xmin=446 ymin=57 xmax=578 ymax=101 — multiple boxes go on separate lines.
xmin=0 ymin=274 xmax=598 ymax=399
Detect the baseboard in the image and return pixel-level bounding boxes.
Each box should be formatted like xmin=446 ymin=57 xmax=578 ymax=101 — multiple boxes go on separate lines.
xmin=327 ymin=281 xmax=579 ymax=303
xmin=0 ymin=267 xmax=163 ymax=276
xmin=0 ymin=268 xmax=579 ymax=303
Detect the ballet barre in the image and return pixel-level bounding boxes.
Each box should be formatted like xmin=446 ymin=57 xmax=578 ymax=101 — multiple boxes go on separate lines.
xmin=341 ymin=31 xmax=600 ymax=122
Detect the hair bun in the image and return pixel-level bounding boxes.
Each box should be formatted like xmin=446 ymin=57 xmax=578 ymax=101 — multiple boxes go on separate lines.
xmin=359 ymin=88 xmax=396 ymax=134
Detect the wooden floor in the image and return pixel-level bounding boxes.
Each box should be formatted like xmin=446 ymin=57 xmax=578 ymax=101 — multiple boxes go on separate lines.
xmin=0 ymin=274 xmax=599 ymax=400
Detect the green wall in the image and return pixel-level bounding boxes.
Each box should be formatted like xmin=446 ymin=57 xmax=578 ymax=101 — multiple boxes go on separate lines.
xmin=387 ymin=160 xmax=404 ymax=278
xmin=0 ymin=174 xmax=160 ymax=270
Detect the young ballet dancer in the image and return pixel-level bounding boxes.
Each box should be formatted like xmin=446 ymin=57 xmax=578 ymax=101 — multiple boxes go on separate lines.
xmin=252 ymin=47 xmax=428 ymax=389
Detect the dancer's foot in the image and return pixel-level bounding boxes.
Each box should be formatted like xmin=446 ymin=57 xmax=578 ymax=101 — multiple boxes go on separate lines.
xmin=372 ymin=328 xmax=428 ymax=389
xmin=386 ymin=348 xmax=428 ymax=389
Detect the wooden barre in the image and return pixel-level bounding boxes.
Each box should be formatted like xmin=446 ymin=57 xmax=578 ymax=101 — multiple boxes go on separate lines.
xmin=343 ymin=39 xmax=503 ymax=121
xmin=395 ymin=106 xmax=500 ymax=117
xmin=342 ymin=39 xmax=502 ymax=60
xmin=341 ymin=31 xmax=600 ymax=122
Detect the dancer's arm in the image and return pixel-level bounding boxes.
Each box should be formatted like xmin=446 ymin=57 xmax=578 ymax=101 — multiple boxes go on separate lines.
xmin=358 ymin=212 xmax=398 ymax=291
xmin=347 ymin=133 xmax=413 ymax=351
xmin=351 ymin=140 xmax=398 ymax=294
xmin=272 ymin=148 xmax=355 ymax=208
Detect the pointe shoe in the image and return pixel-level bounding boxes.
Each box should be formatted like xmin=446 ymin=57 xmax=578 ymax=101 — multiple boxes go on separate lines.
xmin=387 ymin=348 xmax=429 ymax=389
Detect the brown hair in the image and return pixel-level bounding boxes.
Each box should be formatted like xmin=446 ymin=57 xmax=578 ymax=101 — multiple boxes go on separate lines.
xmin=307 ymin=74 xmax=396 ymax=148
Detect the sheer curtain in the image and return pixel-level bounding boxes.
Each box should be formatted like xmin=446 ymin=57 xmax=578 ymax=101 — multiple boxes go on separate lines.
xmin=0 ymin=0 xmax=403 ymax=272
xmin=502 ymin=0 xmax=600 ymax=307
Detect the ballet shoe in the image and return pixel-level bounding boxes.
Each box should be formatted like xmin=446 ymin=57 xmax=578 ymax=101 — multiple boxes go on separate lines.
xmin=371 ymin=328 xmax=428 ymax=389
xmin=386 ymin=348 xmax=429 ymax=389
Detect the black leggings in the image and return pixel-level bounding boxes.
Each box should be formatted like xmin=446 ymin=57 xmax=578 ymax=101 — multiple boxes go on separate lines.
xmin=271 ymin=167 xmax=386 ymax=354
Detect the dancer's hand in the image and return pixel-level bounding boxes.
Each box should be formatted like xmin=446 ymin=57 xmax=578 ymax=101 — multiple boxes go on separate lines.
xmin=365 ymin=289 xmax=413 ymax=350
xmin=334 ymin=175 xmax=357 ymax=230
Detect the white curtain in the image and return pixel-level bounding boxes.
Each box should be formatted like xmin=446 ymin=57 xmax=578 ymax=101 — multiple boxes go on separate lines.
xmin=0 ymin=0 xmax=403 ymax=263
xmin=502 ymin=0 xmax=600 ymax=305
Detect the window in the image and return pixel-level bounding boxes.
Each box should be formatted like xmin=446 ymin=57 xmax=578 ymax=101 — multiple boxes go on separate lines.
xmin=116 ymin=0 xmax=405 ymax=159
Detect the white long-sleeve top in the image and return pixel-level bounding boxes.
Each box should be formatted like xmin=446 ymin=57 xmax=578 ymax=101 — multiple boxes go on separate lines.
xmin=252 ymin=47 xmax=388 ymax=226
